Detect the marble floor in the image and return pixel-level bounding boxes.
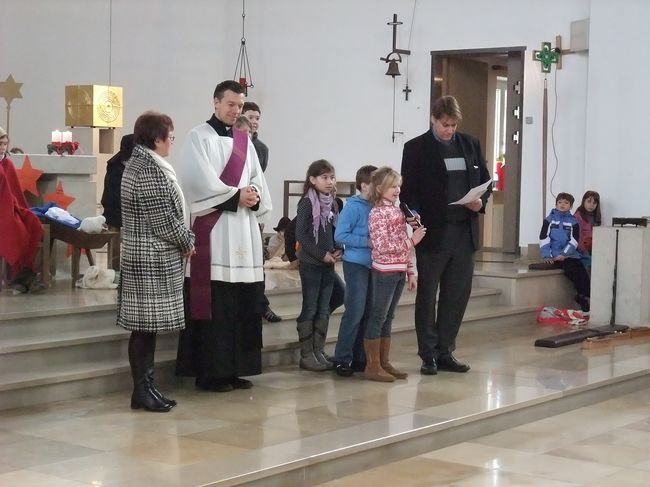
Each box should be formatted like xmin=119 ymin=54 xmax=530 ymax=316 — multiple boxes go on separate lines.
xmin=318 ymin=387 xmax=650 ymax=486
xmin=1 ymin=312 xmax=650 ymax=486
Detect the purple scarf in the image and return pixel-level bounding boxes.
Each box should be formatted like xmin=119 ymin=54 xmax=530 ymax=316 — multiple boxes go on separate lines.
xmin=307 ymin=187 xmax=338 ymax=243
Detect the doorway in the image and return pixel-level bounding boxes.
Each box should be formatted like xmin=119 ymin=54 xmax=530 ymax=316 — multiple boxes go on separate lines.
xmin=430 ymin=47 xmax=525 ymax=255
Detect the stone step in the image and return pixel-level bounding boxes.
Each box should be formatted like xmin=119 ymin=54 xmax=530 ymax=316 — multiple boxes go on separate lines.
xmin=266 ymin=286 xmax=504 ymax=318
xmin=0 ymin=304 xmax=536 ymax=410
xmin=0 ymin=297 xmax=535 ymax=410
xmin=0 ymin=286 xmax=502 ymax=346
xmin=0 ymin=351 xmax=174 ymax=411
xmin=0 ymin=330 xmax=178 ymax=374
xmin=0 ymin=305 xmax=117 ymax=340
xmin=218 ymin=367 xmax=650 ymax=487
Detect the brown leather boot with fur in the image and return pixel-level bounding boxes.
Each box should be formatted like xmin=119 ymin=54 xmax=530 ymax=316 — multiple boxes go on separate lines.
xmin=363 ymin=338 xmax=395 ymax=382
xmin=379 ymin=337 xmax=408 ymax=379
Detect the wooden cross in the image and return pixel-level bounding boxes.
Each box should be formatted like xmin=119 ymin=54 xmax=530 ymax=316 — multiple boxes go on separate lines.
xmin=533 ymin=42 xmax=560 ymax=74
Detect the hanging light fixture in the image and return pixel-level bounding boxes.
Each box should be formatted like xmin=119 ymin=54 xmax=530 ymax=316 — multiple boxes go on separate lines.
xmin=233 ymin=0 xmax=254 ymax=94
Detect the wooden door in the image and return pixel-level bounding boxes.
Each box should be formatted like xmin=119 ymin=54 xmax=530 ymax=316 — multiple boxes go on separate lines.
xmin=430 ymin=47 xmax=525 ymax=254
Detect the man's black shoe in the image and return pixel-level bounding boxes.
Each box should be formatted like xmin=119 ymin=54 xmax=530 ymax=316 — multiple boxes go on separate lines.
xmin=230 ymin=377 xmax=253 ymax=389
xmin=420 ymin=359 xmax=438 ymax=375
xmin=196 ymin=378 xmax=234 ymax=392
xmin=334 ymin=363 xmax=354 ymax=377
xmin=437 ymin=355 xmax=470 ymax=373
xmin=264 ymin=307 xmax=282 ymax=323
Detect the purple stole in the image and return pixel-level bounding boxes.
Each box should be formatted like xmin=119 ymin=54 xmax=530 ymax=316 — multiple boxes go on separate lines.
xmin=190 ymin=128 xmax=249 ymax=320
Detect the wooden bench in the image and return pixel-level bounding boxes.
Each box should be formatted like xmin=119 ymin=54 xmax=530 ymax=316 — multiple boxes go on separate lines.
xmin=41 ymin=218 xmax=120 ymax=287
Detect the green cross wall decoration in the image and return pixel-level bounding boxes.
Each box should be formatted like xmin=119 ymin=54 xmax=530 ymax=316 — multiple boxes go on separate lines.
xmin=533 ymin=42 xmax=560 ymax=73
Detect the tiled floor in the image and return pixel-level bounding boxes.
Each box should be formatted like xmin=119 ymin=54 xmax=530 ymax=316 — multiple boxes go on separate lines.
xmin=1 ymin=261 xmax=649 ymax=485
xmin=317 ymin=387 xmax=650 ymax=486
xmin=1 ymin=317 xmax=649 ymax=486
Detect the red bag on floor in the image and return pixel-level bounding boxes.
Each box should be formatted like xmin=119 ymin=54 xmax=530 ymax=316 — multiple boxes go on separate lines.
xmin=536 ymin=307 xmax=589 ymax=327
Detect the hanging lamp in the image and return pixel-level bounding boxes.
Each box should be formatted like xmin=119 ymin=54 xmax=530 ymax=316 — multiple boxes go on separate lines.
xmin=233 ymin=0 xmax=254 ymax=94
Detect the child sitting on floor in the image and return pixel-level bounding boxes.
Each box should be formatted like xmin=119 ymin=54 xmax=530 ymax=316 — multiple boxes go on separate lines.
xmin=573 ymin=190 xmax=602 ymax=268
xmin=267 ymin=216 xmax=291 ymax=260
xmin=539 ymin=192 xmax=591 ymax=312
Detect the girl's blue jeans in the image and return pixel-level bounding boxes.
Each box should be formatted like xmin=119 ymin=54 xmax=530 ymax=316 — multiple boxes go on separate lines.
xmin=365 ymin=270 xmax=406 ymax=339
xmin=297 ymin=262 xmax=335 ymax=322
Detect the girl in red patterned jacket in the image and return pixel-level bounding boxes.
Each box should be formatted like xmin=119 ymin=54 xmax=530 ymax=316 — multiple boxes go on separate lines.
xmin=364 ymin=167 xmax=426 ymax=382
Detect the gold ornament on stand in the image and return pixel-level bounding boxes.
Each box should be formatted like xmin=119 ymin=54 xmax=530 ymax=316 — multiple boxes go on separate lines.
xmin=65 ymin=85 xmax=123 ymax=128
xmin=0 ymin=74 xmax=24 ymax=135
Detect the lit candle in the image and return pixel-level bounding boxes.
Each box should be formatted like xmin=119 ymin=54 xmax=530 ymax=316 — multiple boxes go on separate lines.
xmin=61 ymin=131 xmax=73 ymax=142
xmin=51 ymin=130 xmax=62 ymax=143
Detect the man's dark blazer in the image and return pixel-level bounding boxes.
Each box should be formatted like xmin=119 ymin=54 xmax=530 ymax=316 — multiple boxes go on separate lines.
xmin=400 ymin=130 xmax=492 ymax=253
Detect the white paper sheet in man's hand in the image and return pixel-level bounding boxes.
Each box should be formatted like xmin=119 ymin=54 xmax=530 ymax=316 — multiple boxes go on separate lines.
xmin=449 ymin=179 xmax=493 ymax=205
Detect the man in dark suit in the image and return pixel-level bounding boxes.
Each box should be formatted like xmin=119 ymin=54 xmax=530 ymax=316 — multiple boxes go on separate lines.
xmin=400 ymin=96 xmax=492 ymax=375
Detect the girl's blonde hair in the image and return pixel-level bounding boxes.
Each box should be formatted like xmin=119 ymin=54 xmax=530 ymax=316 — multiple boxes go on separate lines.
xmin=369 ymin=166 xmax=401 ymax=205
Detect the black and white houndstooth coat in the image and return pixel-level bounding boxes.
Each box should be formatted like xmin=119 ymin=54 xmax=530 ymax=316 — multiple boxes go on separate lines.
xmin=117 ymin=145 xmax=195 ymax=332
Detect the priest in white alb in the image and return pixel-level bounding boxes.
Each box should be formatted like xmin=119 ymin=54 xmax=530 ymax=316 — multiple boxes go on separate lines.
xmin=175 ymin=80 xmax=271 ymax=392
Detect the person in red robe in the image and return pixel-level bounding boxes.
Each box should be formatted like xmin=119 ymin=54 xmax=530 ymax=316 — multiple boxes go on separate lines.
xmin=0 ymin=127 xmax=43 ymax=291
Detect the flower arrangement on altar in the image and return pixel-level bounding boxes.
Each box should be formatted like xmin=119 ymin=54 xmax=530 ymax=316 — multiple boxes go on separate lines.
xmin=48 ymin=130 xmax=79 ymax=155
xmin=47 ymin=141 xmax=80 ymax=155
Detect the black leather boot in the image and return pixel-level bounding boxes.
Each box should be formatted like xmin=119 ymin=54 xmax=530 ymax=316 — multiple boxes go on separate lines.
xmin=129 ymin=332 xmax=172 ymax=412
xmin=144 ymin=334 xmax=176 ymax=408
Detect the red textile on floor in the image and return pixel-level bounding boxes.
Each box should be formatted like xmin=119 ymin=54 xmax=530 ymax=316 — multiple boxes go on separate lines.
xmin=0 ymin=155 xmax=43 ymax=271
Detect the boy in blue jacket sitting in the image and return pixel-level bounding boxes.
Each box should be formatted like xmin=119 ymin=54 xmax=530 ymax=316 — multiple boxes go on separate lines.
xmin=539 ymin=192 xmax=591 ymax=312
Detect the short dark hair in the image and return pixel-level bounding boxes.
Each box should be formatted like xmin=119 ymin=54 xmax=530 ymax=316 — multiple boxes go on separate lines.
xmin=133 ymin=111 xmax=173 ymax=150
xmin=213 ymin=80 xmax=245 ymax=100
xmin=242 ymin=101 xmax=261 ymax=114
xmin=556 ymin=192 xmax=575 ymax=206
xmin=355 ymin=165 xmax=377 ymax=191
xmin=431 ymin=95 xmax=463 ymax=121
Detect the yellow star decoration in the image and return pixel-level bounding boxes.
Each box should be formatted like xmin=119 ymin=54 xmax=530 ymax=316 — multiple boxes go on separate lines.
xmin=0 ymin=74 xmax=23 ymax=106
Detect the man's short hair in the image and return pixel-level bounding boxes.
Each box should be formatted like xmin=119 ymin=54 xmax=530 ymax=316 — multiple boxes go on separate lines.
xmin=431 ymin=95 xmax=463 ymax=121
xmin=355 ymin=165 xmax=378 ymax=191
xmin=213 ymin=80 xmax=245 ymax=100
xmin=242 ymin=101 xmax=261 ymax=114
xmin=556 ymin=192 xmax=575 ymax=206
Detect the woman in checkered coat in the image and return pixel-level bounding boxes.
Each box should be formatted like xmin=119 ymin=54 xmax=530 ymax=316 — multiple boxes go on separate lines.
xmin=118 ymin=111 xmax=195 ymax=412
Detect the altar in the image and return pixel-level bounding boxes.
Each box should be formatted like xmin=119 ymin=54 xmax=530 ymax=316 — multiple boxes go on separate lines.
xmin=13 ymin=153 xmax=98 ymax=219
